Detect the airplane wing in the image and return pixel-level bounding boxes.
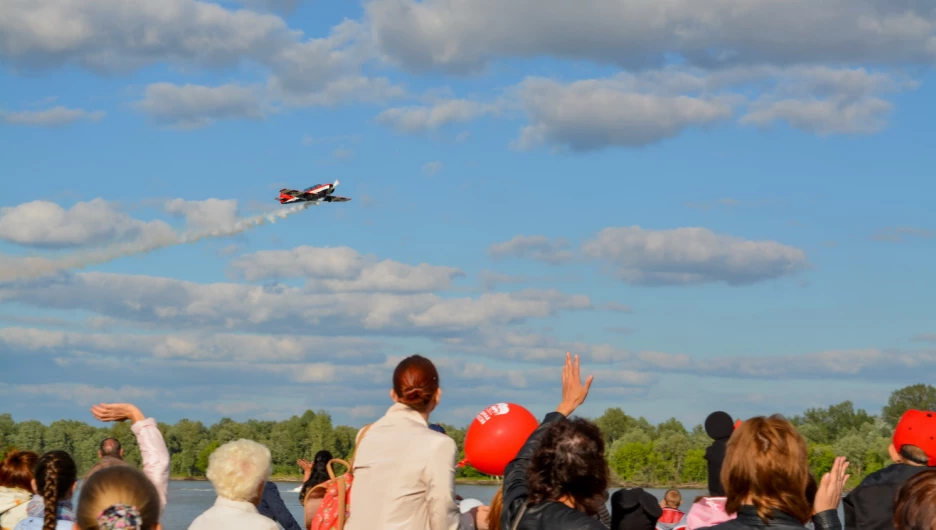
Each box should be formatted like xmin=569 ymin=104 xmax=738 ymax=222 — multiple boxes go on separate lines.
xmin=325 ymin=196 xmax=351 ymax=202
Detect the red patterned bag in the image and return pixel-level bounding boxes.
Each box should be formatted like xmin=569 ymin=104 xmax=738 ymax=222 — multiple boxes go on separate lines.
xmin=307 ymin=425 xmax=371 ymax=530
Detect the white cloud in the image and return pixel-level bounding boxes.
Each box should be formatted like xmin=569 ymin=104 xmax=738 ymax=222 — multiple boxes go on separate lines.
xmin=581 ymin=226 xmax=809 ymax=285
xmin=0 ymin=326 xmax=383 ymax=364
xmin=0 ymin=382 xmax=158 ymax=406
xmin=515 ymin=77 xmax=733 ymax=151
xmin=488 ymin=235 xmax=575 ymax=265
xmin=376 ymin=99 xmax=497 ymax=133
xmin=229 ymin=245 xmax=466 ymax=292
xmin=164 ymin=198 xmax=240 ymax=232
xmin=0 ymin=106 xmax=105 ymax=126
xmin=740 ymin=97 xmax=893 ymax=135
xmin=0 ymin=0 xmax=296 ymax=73
xmin=134 ymin=83 xmax=269 ymax=129
xmin=232 ymin=0 xmax=302 ymax=14
xmin=422 ymin=161 xmax=442 ymax=176
xmin=0 ymin=199 xmax=173 ymax=248
xmin=366 ymin=0 xmax=936 ymax=73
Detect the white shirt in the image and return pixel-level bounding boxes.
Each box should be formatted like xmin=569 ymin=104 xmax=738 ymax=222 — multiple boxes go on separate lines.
xmin=188 ymin=496 xmax=279 ymax=530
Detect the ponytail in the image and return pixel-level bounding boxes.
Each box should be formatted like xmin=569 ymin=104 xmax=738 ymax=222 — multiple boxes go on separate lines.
xmin=33 ymin=451 xmax=77 ymax=530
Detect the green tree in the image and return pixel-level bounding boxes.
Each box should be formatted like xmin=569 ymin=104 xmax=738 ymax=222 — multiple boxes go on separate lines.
xmin=882 ymin=384 xmax=936 ymax=426
xmin=596 ymin=408 xmax=635 ymax=444
xmin=196 ymin=440 xmax=221 ymax=474
xmin=682 ymin=448 xmax=707 ymax=484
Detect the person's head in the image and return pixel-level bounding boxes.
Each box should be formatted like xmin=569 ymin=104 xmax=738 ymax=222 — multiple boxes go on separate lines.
xmin=889 ymin=410 xmax=936 ymax=467
xmin=895 ymin=469 xmax=936 ymax=530
xmin=722 ymin=415 xmax=811 ymax=524
xmin=98 ymin=438 xmax=123 ymax=460
xmin=391 ymin=355 xmax=441 ymax=415
xmin=33 ymin=451 xmax=78 ymax=530
xmin=75 ymin=466 xmax=162 ymax=530
xmin=309 ymin=450 xmax=333 ymax=487
xmin=486 ymin=487 xmax=503 ymax=530
xmin=610 ymin=488 xmax=662 ymax=530
xmin=663 ymin=489 xmax=681 ymax=509
xmin=527 ymin=417 xmax=609 ymax=515
xmin=0 ymin=449 xmax=39 ymax=492
xmin=205 ymin=439 xmax=271 ymax=505
xmin=705 ymin=411 xmax=734 ymax=441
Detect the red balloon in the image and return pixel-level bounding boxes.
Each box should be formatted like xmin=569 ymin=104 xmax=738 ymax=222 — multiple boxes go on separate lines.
xmin=462 ymin=403 xmax=539 ymax=476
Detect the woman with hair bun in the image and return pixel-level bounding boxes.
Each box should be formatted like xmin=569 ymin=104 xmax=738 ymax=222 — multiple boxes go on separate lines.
xmin=346 ymin=355 xmax=489 ymax=530
xmin=74 ymin=466 xmax=161 ymax=530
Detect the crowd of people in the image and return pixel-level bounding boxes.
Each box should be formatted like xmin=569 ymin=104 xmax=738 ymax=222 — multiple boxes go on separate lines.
xmin=1 ymin=353 xmax=935 ymax=530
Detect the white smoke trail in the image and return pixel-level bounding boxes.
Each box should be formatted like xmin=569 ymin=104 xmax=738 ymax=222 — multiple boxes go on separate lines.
xmin=0 ymin=202 xmax=313 ymax=283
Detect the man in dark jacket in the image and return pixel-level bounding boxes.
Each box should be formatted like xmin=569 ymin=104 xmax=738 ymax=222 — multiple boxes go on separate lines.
xmin=843 ymin=409 xmax=936 ymax=530
xmin=703 ymin=411 xmax=735 ymax=496
xmin=258 ymin=481 xmax=303 ymax=530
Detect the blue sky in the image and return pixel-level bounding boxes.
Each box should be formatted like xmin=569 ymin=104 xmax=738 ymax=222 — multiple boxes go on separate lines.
xmin=1 ymin=0 xmax=934 ymax=429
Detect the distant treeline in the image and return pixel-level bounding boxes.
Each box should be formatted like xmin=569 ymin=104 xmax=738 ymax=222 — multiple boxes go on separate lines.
xmin=3 ymin=384 xmax=935 ymax=487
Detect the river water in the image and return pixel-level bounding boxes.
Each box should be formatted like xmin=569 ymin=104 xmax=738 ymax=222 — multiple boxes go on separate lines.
xmin=162 ymin=480 xmax=706 ymax=529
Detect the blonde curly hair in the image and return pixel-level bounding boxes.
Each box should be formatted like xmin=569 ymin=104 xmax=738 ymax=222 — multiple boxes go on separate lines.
xmin=206 ymin=439 xmax=272 ymax=503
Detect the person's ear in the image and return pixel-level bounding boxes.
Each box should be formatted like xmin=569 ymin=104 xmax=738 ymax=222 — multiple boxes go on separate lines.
xmin=119 ymin=448 xmax=124 ymax=458
xmin=98 ymin=450 xmax=103 ymax=459
xmin=889 ymin=444 xmax=903 ymax=463
xmin=30 ymin=479 xmax=37 ymax=494
xmin=72 ymin=524 xmax=80 ymax=530
xmin=154 ymin=524 xmax=162 ymax=530
xmin=390 ymin=389 xmax=399 ymax=402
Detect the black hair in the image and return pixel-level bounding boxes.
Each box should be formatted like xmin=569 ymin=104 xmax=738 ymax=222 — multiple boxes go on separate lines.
xmin=310 ymin=450 xmax=334 ymax=486
xmin=34 ymin=451 xmax=78 ymax=530
xmin=526 ymin=418 xmax=609 ymax=516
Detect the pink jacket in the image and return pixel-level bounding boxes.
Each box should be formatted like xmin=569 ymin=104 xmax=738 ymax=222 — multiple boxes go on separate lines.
xmin=131 ymin=418 xmax=170 ymax=511
xmin=685 ymin=497 xmax=736 ymax=530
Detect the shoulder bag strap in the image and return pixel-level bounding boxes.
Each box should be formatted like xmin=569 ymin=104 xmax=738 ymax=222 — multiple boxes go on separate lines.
xmin=510 ymin=502 xmax=528 ymax=530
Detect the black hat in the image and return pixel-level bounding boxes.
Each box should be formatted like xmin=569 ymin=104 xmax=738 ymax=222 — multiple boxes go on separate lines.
xmin=704 ymin=411 xmax=734 ymax=440
xmin=610 ymin=488 xmax=662 ymax=530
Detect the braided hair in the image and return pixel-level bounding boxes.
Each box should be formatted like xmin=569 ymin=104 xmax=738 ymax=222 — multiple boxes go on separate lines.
xmin=34 ymin=451 xmax=78 ymax=530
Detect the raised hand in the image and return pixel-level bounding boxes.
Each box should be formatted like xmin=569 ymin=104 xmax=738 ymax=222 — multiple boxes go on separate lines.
xmin=297 ymin=458 xmax=313 ymax=482
xmin=556 ymin=352 xmax=593 ymax=417
xmin=814 ymin=456 xmax=850 ymax=513
xmin=91 ymin=403 xmax=145 ymax=424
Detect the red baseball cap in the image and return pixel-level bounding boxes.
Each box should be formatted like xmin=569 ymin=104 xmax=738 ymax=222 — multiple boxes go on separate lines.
xmin=893 ymin=410 xmax=936 ymax=466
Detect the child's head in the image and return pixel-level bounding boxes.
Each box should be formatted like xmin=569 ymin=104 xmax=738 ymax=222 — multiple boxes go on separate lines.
xmin=890 ymin=410 xmax=936 ymax=467
xmin=76 ymin=466 xmax=161 ymax=530
xmin=663 ymin=489 xmax=681 ymax=508
xmin=33 ymin=451 xmax=78 ymax=530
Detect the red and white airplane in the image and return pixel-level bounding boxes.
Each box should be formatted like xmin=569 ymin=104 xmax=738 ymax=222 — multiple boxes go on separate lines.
xmin=277 ymin=179 xmax=351 ymax=204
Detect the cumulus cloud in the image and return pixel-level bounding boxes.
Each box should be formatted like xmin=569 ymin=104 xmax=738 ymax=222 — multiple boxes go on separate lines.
xmin=376 ymin=99 xmax=497 ymax=133
xmin=515 ymin=77 xmax=733 ymax=151
xmin=229 ymin=245 xmax=466 ymax=292
xmin=581 ymin=226 xmax=809 ymax=285
xmin=0 ymin=326 xmax=384 ymax=364
xmin=741 ymin=97 xmax=892 ymax=134
xmin=0 ymin=0 xmax=296 ymax=73
xmin=366 ymin=0 xmax=936 ymax=73
xmin=232 ymin=0 xmax=302 ymax=14
xmin=0 ymin=199 xmax=173 ymax=248
xmin=134 ymin=83 xmax=269 ymax=129
xmin=0 ymin=270 xmax=594 ymax=336
xmin=163 ymin=198 xmax=240 ymax=232
xmin=0 ymin=106 xmax=105 ymax=126
xmin=488 ymin=235 xmax=575 ymax=265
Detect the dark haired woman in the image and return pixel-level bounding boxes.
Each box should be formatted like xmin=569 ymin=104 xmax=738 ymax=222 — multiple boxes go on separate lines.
xmin=298 ymin=450 xmax=334 ymax=529
xmin=501 ymin=353 xmax=608 ymax=530
xmin=13 ymin=451 xmax=77 ymax=530
xmin=0 ymin=449 xmax=38 ymax=530
xmin=346 ymin=354 xmax=488 ymax=530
